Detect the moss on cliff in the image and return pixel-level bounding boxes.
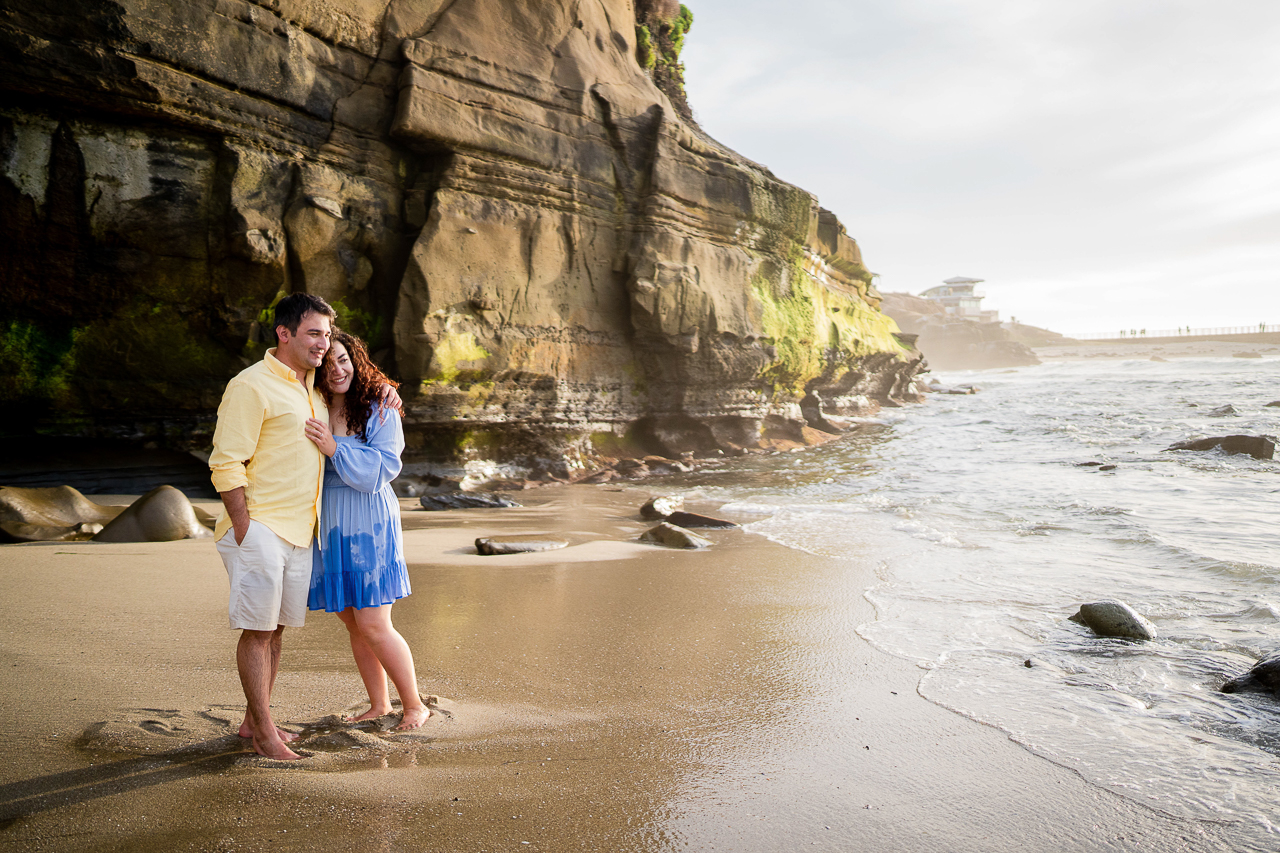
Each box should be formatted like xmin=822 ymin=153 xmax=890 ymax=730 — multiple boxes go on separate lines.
xmin=754 ymin=251 xmax=906 ymax=396
xmin=635 ymin=2 xmax=695 ymax=122
xmin=0 ymin=319 xmax=78 ymax=408
xmin=423 ymin=331 xmax=491 ymax=386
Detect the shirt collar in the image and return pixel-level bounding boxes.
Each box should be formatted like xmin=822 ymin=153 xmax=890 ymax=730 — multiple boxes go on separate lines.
xmin=265 ymin=348 xmax=316 ymax=389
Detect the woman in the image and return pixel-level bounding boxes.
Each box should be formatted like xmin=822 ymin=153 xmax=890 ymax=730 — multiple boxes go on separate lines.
xmin=303 ymin=331 xmax=429 ymax=730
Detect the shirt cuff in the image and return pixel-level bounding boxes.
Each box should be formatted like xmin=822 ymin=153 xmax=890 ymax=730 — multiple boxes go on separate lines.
xmin=210 ymin=465 xmax=249 ymax=494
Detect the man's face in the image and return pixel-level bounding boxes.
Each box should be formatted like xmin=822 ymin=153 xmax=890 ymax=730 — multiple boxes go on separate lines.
xmin=276 ymin=311 xmax=332 ymax=372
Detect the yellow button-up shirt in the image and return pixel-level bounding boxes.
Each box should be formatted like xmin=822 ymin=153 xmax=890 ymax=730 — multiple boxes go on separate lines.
xmin=209 ymin=348 xmax=328 ymax=548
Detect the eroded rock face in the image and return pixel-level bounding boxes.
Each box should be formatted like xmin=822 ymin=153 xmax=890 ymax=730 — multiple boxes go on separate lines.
xmin=1 ymin=0 xmax=922 ymax=483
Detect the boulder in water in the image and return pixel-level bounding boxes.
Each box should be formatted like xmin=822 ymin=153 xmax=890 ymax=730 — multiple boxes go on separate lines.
xmin=93 ymin=485 xmax=214 ymax=542
xmin=1068 ymin=599 xmax=1157 ymax=640
xmin=1207 ymin=405 xmax=1237 ymax=417
xmin=640 ymin=495 xmax=683 ymax=520
xmin=419 ymin=493 xmax=521 ymax=511
xmin=1163 ymin=435 xmax=1274 ymax=460
xmin=475 ymin=536 xmax=568 ymax=555
xmin=1221 ymin=652 xmax=1280 ymax=696
xmin=639 ymin=523 xmax=712 ymax=549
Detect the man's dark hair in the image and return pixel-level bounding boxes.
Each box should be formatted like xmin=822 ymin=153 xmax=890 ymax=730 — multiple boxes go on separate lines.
xmin=274 ymin=293 xmax=336 ymax=335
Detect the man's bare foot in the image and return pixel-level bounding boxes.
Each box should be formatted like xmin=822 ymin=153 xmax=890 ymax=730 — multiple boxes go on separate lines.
xmin=348 ymin=705 xmax=393 ymax=722
xmin=252 ymin=734 xmax=302 ymax=761
xmin=396 ymin=705 xmax=430 ymax=731
xmin=238 ymin=719 xmax=299 ymax=742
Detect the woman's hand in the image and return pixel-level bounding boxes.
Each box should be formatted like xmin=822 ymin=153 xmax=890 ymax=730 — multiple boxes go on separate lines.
xmin=304 ymin=417 xmax=337 ymax=457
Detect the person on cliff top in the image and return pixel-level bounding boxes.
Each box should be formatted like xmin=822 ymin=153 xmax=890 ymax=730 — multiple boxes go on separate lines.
xmin=302 ymin=330 xmax=429 ymax=730
xmin=209 ymin=294 xmax=401 ymax=760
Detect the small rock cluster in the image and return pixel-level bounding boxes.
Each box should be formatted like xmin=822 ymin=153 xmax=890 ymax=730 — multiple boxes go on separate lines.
xmin=455 ymin=491 xmax=740 ymax=555
xmin=635 ymin=495 xmax=739 ymax=549
xmin=575 ymin=455 xmax=695 ymax=484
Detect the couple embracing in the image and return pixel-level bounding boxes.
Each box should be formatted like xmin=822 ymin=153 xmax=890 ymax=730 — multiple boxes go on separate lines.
xmin=209 ymin=293 xmax=427 ymax=760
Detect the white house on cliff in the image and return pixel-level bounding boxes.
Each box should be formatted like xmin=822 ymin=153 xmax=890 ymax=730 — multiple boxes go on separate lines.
xmin=920 ymin=276 xmax=999 ymax=323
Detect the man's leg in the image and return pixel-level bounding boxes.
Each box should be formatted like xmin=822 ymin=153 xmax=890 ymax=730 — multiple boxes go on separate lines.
xmin=237 ymin=626 xmax=301 ymax=760
xmin=237 ymin=625 xmax=298 ymax=742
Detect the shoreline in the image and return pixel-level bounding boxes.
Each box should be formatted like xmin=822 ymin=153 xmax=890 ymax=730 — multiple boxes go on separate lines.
xmin=0 ymin=486 xmax=1242 ymax=850
xmin=1035 ymin=339 xmax=1280 ymax=362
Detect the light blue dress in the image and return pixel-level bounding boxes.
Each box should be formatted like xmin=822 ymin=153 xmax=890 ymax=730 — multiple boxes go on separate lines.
xmin=307 ymin=407 xmax=411 ymax=612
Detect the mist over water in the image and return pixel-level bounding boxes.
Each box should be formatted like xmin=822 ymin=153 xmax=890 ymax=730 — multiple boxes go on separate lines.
xmin=676 ymin=356 xmax=1280 ymax=847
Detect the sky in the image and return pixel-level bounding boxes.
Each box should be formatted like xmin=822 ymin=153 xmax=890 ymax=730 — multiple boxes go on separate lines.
xmin=680 ymin=0 xmax=1280 ymax=335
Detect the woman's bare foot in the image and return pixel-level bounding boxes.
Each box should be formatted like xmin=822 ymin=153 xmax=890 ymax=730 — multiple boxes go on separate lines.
xmin=349 ymin=705 xmax=393 ymax=722
xmin=395 ymin=705 xmax=430 ymax=731
xmin=239 ymin=719 xmax=299 ymax=742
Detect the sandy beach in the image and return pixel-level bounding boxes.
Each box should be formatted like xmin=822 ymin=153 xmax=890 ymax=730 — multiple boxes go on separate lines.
xmin=1035 ymin=339 xmax=1280 ymax=362
xmin=0 ymin=486 xmax=1240 ymax=851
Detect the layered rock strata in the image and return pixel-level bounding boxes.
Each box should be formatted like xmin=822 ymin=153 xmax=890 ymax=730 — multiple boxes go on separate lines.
xmin=0 ymin=0 xmax=922 ymax=485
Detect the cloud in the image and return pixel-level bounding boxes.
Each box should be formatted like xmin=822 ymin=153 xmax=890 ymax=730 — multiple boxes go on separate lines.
xmin=682 ymin=0 xmax=1280 ymax=332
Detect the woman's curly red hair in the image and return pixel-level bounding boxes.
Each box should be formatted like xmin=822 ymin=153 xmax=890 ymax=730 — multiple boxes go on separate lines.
xmin=316 ymin=330 xmax=398 ymax=442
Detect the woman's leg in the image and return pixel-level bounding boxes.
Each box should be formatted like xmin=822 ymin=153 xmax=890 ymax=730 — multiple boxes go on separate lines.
xmin=336 ymin=607 xmax=393 ymax=720
xmin=350 ymin=603 xmax=429 ymax=729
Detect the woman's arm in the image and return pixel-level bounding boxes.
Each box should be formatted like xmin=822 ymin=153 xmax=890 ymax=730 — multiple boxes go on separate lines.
xmin=327 ymin=409 xmax=405 ymax=493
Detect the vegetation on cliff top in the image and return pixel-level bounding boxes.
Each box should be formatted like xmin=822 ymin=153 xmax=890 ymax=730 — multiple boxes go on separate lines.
xmin=635 ymin=2 xmax=695 ymax=122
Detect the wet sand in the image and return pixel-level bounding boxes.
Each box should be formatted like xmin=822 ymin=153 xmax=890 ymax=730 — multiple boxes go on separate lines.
xmin=0 ymin=487 xmax=1239 ymax=851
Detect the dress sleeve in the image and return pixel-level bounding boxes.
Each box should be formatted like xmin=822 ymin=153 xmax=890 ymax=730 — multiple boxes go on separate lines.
xmin=329 ymin=406 xmax=404 ymax=493
xmin=209 ymin=377 xmax=265 ymax=494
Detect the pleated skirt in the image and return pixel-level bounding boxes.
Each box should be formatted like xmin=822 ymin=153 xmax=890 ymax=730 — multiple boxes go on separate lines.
xmin=308 ymin=481 xmax=411 ymax=612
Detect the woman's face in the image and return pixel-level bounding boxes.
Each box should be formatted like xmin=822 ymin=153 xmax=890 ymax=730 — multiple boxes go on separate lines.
xmin=326 ymin=341 xmax=354 ymax=395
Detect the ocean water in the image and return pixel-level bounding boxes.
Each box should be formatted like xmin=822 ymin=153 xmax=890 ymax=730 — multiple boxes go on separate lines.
xmin=677 ymin=355 xmax=1280 ymax=846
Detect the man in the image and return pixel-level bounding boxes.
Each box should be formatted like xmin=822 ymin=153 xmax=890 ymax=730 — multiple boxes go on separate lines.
xmin=209 ymin=293 xmax=335 ymax=760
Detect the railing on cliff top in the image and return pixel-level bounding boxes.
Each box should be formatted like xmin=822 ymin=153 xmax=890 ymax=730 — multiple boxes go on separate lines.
xmin=1067 ymin=324 xmax=1280 ymax=340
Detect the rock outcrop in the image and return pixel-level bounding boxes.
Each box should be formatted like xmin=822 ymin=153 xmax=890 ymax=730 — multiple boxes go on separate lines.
xmin=1 ymin=0 xmax=923 ymax=485
xmin=880 ymin=292 xmax=1042 ymax=370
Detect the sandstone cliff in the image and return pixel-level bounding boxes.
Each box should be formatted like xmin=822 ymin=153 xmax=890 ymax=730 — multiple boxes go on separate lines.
xmin=0 ymin=0 xmax=922 ymax=484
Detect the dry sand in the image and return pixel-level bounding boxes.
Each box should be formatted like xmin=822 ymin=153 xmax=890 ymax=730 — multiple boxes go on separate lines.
xmin=0 ymin=487 xmax=1241 ymax=851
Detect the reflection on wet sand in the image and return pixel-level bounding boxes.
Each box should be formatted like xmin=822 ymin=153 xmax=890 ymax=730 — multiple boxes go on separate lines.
xmin=0 ymin=487 xmax=1239 ymax=851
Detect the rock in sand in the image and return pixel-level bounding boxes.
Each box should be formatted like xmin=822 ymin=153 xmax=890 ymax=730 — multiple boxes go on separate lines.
xmin=419 ymin=493 xmax=521 ymax=511
xmin=639 ymin=523 xmax=712 ymax=549
xmin=93 ymin=485 xmax=214 ymax=542
xmin=663 ymin=511 xmax=739 ymax=529
xmin=475 ymin=536 xmax=568 ymax=555
xmin=1068 ymin=599 xmax=1157 ymax=640
xmin=0 ymin=484 xmax=123 ymax=542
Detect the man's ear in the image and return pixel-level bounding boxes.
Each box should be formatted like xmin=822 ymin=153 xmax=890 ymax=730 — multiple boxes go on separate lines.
xmin=276 ymin=325 xmax=290 ymax=345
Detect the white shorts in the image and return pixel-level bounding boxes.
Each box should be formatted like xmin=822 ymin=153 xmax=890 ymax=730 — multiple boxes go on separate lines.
xmin=215 ymin=520 xmax=311 ymax=631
